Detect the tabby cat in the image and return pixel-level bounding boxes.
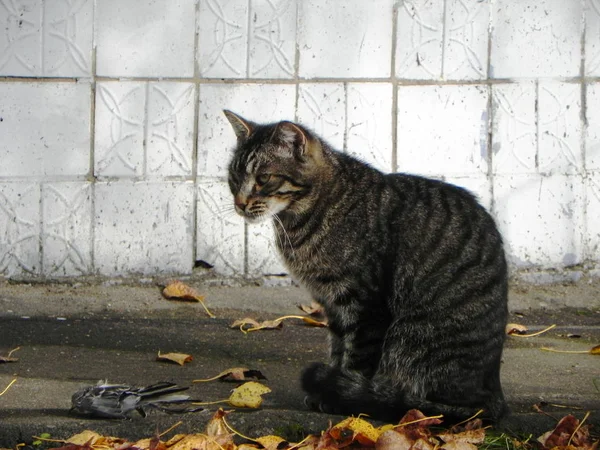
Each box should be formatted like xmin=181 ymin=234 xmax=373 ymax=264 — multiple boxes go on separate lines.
xmin=223 ymin=110 xmax=508 ymax=422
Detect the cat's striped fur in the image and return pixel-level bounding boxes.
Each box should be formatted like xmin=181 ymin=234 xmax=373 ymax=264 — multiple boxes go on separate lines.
xmin=224 ymin=110 xmax=508 ymax=422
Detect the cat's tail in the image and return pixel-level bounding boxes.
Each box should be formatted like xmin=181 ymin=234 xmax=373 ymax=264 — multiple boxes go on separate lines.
xmin=302 ymin=363 xmax=507 ymax=423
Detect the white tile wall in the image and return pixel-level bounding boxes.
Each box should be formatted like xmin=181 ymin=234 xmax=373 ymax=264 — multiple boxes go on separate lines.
xmin=298 ymin=0 xmax=393 ymax=78
xmin=0 ymin=0 xmax=597 ymax=279
xmin=494 ymin=174 xmax=584 ymax=268
xmin=0 ymin=82 xmax=91 ymax=177
xmin=397 ymin=85 xmax=489 ymax=176
xmin=95 ymin=0 xmax=196 ymax=77
xmin=490 ymin=0 xmax=582 ymax=78
xmin=0 ymin=0 xmax=93 ymax=77
xmin=94 ymin=181 xmax=194 ymax=275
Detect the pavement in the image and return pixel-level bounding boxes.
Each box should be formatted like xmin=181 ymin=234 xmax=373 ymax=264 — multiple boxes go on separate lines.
xmin=0 ymin=279 xmax=599 ymax=447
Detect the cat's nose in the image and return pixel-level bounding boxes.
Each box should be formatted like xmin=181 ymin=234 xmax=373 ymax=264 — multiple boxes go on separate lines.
xmin=234 ymin=199 xmax=247 ymax=212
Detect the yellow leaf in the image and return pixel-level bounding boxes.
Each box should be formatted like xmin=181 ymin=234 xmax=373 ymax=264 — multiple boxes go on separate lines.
xmin=157 ymin=351 xmax=193 ymax=366
xmin=255 ymin=435 xmax=288 ymax=450
xmin=228 ymin=381 xmax=271 ymax=408
xmin=162 ymin=281 xmax=215 ymax=318
xmin=376 ymin=429 xmax=414 ymax=450
xmin=590 ymin=345 xmax=600 ymax=355
xmin=67 ymin=430 xmax=103 ymax=445
xmin=301 ymin=316 xmax=328 ymax=327
xmin=206 ymin=408 xmax=233 ymax=437
xmin=166 ymin=434 xmax=215 ymax=450
xmin=331 ymin=416 xmax=381 ymax=446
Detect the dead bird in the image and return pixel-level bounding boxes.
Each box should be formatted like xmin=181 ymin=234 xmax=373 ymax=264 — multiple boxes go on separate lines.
xmin=70 ymin=381 xmax=202 ymax=419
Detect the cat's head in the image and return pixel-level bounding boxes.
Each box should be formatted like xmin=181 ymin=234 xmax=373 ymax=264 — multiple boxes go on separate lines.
xmin=224 ymin=110 xmax=325 ymax=223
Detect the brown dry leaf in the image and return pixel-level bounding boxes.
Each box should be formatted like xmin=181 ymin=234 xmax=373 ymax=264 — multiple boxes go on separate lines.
xmin=397 ymin=409 xmax=444 ymax=428
xmin=134 ymin=437 xmax=168 ymax=450
xmin=156 ymin=351 xmax=193 ymax=366
xmin=0 ymin=346 xmax=20 ymax=363
xmin=194 ymin=367 xmax=267 ymax=383
xmin=590 ymin=345 xmax=600 ymax=355
xmin=205 ymin=408 xmax=233 ymax=437
xmin=301 ymin=316 xmax=328 ymax=327
xmin=537 ymin=414 xmax=598 ymax=450
xmin=162 ymin=281 xmax=215 ymax=318
xmin=254 ymin=435 xmax=288 ymax=450
xmin=297 ymin=302 xmax=324 ymax=316
xmin=330 ymin=416 xmax=381 ymax=446
xmin=228 ymin=381 xmax=271 ymax=408
xmin=230 ymin=318 xmax=283 ymax=333
xmin=438 ymin=429 xmax=486 ymax=446
xmin=166 ymin=434 xmax=222 ymax=450
xmin=376 ymin=429 xmax=414 ymax=450
xmin=506 ymin=323 xmax=528 ymax=335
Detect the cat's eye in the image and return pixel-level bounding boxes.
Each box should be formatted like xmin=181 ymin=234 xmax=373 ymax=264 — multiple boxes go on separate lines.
xmin=256 ymin=174 xmax=271 ymax=186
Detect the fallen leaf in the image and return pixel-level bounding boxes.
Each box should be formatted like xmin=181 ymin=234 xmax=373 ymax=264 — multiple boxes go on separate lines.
xmin=509 ymin=324 xmax=556 ymax=338
xmin=397 ymin=409 xmax=444 ymax=428
xmin=205 ymin=408 xmax=233 ymax=437
xmin=0 ymin=346 xmax=20 ymax=363
xmin=254 ymin=435 xmax=288 ymax=450
xmin=437 ymin=429 xmax=486 ymax=446
xmin=301 ymin=316 xmax=328 ymax=327
xmin=162 ymin=281 xmax=215 ymax=318
xmin=376 ymin=429 xmax=414 ymax=450
xmin=193 ymin=367 xmax=267 ymax=383
xmin=156 ymin=351 xmax=193 ymax=366
xmin=230 ymin=318 xmax=283 ymax=333
xmin=66 ymin=431 xmax=103 ymax=446
xmin=506 ymin=323 xmax=528 ymax=335
xmin=166 ymin=434 xmax=222 ymax=450
xmin=591 ymin=345 xmax=600 ymax=355
xmin=228 ymin=381 xmax=271 ymax=408
xmin=541 ymin=346 xmax=600 ymax=355
xmin=330 ymin=416 xmax=381 ymax=446
xmin=297 ymin=302 xmax=324 ymax=316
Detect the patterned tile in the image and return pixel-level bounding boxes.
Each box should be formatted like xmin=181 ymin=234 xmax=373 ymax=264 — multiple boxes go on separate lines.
xmin=247 ymin=221 xmax=286 ymax=276
xmin=298 ymin=0 xmax=393 ymax=78
xmin=586 ymin=0 xmax=600 ymax=76
xmin=0 ymin=182 xmax=41 ymax=276
xmin=493 ymin=174 xmax=584 ymax=268
xmin=249 ymin=0 xmax=296 ymax=78
xmin=197 ymin=180 xmax=245 ymax=275
xmin=198 ymin=0 xmax=248 ymax=78
xmin=94 ymin=181 xmax=194 ymax=276
xmin=96 ymin=0 xmax=195 ymax=77
xmin=586 ymin=83 xmax=600 ymax=170
xmin=395 ymin=0 xmax=443 ymax=80
xmin=0 ymin=82 xmax=91 ymax=177
xmin=42 ymin=182 xmax=92 ymax=276
xmin=297 ymin=83 xmax=345 ymax=149
xmin=491 ymin=82 xmax=537 ymax=174
xmin=147 ymin=83 xmax=195 ymax=177
xmin=538 ymin=82 xmax=581 ymax=174
xmin=586 ymin=172 xmax=600 ymax=260
xmin=490 ymin=0 xmax=582 ymax=78
xmin=444 ymin=0 xmax=489 ymax=80
xmin=395 ymin=0 xmax=489 ymax=80
xmin=197 ymin=83 xmax=296 ymax=177
xmin=397 ymin=85 xmax=489 ymax=177
xmin=0 ymin=0 xmax=93 ymax=77
xmin=346 ymin=83 xmax=393 ymax=172
xmin=95 ymin=82 xmax=146 ymax=177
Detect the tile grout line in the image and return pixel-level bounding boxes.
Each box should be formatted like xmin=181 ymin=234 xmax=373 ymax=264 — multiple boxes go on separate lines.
xmin=143 ymin=83 xmax=150 ymax=178
xmin=580 ymin=0 xmax=588 ymax=261
xmin=89 ymin=41 xmax=98 ymax=274
xmin=440 ymin=0 xmax=448 ymax=80
xmin=293 ymin=0 xmax=300 ymax=121
xmin=191 ymin=0 xmax=201 ymax=270
xmin=487 ymin=0 xmax=496 ymax=216
xmin=391 ymin=0 xmax=399 ymax=173
xmin=243 ymin=0 xmax=252 ymax=276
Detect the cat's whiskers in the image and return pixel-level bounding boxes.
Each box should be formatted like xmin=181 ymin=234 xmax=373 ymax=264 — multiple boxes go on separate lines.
xmin=273 ymin=214 xmax=295 ymax=258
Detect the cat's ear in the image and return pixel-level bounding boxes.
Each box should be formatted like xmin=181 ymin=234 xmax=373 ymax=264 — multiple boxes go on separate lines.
xmin=278 ymin=121 xmax=309 ymax=156
xmin=223 ymin=110 xmax=254 ymax=140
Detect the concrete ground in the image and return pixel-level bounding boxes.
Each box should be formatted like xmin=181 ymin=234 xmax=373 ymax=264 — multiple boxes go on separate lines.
xmin=0 ymin=279 xmax=599 ymax=447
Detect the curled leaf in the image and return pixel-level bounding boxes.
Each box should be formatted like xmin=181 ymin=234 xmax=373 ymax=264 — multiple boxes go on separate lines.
xmin=162 ymin=281 xmax=215 ymax=318
xmin=228 ymin=381 xmax=271 ymax=408
xmin=193 ymin=367 xmax=267 ymax=383
xmin=506 ymin=323 xmax=528 ymax=335
xmin=0 ymin=346 xmax=20 ymax=363
xmin=297 ymin=302 xmax=324 ymax=316
xmin=230 ymin=318 xmax=282 ymax=333
xmin=156 ymin=351 xmax=193 ymax=366
xmin=330 ymin=416 xmax=381 ymax=446
xmin=301 ymin=316 xmax=328 ymax=327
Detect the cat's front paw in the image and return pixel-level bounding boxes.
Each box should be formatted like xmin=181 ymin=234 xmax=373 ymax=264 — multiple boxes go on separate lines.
xmin=303 ymin=394 xmax=343 ymax=415
xmin=301 ymin=362 xmax=332 ymax=393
